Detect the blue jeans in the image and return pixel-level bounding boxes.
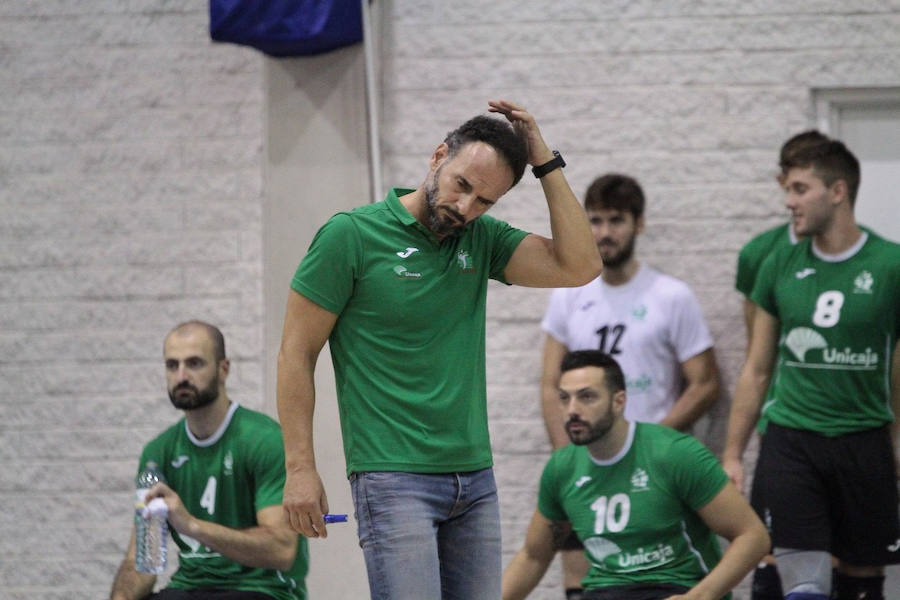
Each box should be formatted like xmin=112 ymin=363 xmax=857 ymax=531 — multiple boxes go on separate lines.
xmin=350 ymin=468 xmax=501 ymax=600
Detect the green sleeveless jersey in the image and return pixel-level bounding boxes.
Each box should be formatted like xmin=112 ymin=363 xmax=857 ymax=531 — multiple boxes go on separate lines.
xmin=751 ymin=232 xmax=900 ymax=435
xmin=138 ymin=404 xmax=308 ymax=600
xmin=292 ymin=188 xmax=528 ymax=475
xmin=538 ymin=423 xmax=728 ymax=592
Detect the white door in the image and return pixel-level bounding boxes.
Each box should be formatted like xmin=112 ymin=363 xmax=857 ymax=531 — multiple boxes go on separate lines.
xmin=817 ymin=89 xmax=900 ymax=243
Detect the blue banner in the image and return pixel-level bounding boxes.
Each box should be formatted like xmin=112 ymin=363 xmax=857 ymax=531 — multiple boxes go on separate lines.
xmin=210 ymin=0 xmax=363 ymax=57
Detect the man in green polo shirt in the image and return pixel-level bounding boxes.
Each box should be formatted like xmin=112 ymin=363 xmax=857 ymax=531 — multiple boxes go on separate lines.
xmin=277 ymin=99 xmax=603 ymax=599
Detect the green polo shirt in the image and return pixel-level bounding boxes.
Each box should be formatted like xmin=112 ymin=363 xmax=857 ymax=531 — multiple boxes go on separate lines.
xmin=292 ymin=188 xmax=529 ymax=475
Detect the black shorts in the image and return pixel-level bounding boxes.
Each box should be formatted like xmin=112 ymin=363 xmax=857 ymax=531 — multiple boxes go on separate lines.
xmin=751 ymin=422 xmax=900 ymax=566
xmin=582 ymin=583 xmax=690 ymax=599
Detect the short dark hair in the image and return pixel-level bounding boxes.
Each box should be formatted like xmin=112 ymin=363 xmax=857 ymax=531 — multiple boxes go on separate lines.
xmin=778 ymin=130 xmax=830 ymax=174
xmin=168 ymin=320 xmax=226 ymax=362
xmin=782 ymin=138 xmax=861 ymax=205
xmin=559 ymin=350 xmax=626 ymax=395
xmin=444 ymin=115 xmax=528 ymax=188
xmin=583 ymin=173 xmax=645 ymax=218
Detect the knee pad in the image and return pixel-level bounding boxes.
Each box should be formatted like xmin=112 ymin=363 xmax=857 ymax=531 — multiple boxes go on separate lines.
xmin=774 ymin=548 xmax=832 ymax=596
xmin=752 ymin=562 xmax=784 ymax=600
xmin=832 ymin=571 xmax=885 ymax=600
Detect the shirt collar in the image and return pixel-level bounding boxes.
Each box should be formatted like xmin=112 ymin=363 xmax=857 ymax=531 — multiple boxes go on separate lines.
xmin=385 ymin=186 xmax=472 ymax=243
xmin=385 ymin=187 xmax=419 ymax=226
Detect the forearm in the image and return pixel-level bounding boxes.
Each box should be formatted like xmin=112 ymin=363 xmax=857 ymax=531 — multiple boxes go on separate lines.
xmin=540 ymin=169 xmax=603 ymax=286
xmin=182 ymin=519 xmax=296 ymax=572
xmin=110 ymin=563 xmax=155 ymax=600
xmin=276 ymin=348 xmax=317 ymax=472
xmin=541 ymin=383 xmax=569 ymax=449
xmin=722 ymin=370 xmax=768 ymax=463
xmin=502 ymin=550 xmax=553 ymax=600
xmin=686 ymin=522 xmax=769 ymax=600
xmin=660 ymin=379 xmax=719 ymax=431
xmin=109 ymin=535 xmax=156 ymax=600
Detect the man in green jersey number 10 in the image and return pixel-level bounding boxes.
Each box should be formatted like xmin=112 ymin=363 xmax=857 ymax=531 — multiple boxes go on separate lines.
xmin=723 ymin=136 xmax=900 ymax=600
xmin=502 ymin=351 xmax=768 ymax=600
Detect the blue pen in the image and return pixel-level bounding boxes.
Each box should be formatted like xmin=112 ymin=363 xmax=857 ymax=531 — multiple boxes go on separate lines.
xmin=323 ymin=513 xmax=348 ymax=523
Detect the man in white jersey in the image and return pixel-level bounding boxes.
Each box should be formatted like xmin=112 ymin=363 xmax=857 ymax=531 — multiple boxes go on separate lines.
xmin=539 ymin=173 xmax=722 ymax=599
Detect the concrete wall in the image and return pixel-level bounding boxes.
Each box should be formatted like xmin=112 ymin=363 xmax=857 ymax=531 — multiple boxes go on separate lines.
xmin=262 ymin=46 xmax=372 ymax=598
xmin=0 ymin=3 xmax=265 ymax=598
xmin=2 ymin=1 xmax=900 ymax=598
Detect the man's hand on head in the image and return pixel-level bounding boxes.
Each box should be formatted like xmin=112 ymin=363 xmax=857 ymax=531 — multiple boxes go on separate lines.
xmin=487 ymin=99 xmax=554 ymax=166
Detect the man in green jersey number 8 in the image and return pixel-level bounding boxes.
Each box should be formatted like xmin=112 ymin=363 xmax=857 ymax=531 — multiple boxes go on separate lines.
xmin=723 ymin=137 xmax=900 ymax=600
xmin=502 ymin=351 xmax=768 ymax=600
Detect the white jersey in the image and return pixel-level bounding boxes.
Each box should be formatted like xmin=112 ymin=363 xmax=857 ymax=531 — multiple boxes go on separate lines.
xmin=542 ymin=264 xmax=714 ymax=423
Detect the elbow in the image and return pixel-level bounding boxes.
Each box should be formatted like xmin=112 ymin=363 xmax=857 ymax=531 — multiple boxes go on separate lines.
xmin=737 ymin=517 xmax=771 ymax=565
xmin=271 ymin=543 xmax=297 ymax=572
xmin=563 ymin=256 xmax=604 ymax=287
xmin=701 ymin=378 xmax=721 ymax=412
xmin=581 ymin=255 xmax=604 ymax=285
xmin=752 ymin=522 xmax=771 ymax=563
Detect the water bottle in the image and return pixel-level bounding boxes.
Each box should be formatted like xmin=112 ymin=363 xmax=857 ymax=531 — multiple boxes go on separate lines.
xmin=134 ymin=466 xmax=169 ymax=574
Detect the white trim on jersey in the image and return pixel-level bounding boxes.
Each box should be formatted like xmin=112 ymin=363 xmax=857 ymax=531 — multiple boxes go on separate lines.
xmin=184 ymin=401 xmax=240 ymax=447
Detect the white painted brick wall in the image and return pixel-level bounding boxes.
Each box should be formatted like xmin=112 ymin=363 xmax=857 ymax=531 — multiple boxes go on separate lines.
xmin=3 ymin=1 xmax=900 ymax=598
xmin=0 ymin=2 xmax=264 ymax=597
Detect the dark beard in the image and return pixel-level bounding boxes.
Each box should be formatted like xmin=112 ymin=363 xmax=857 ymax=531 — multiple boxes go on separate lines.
xmin=168 ymin=378 xmax=218 ymax=411
xmin=424 ymin=168 xmax=465 ymax=237
xmin=599 ymin=234 xmax=637 ymax=269
xmin=565 ymin=413 xmax=614 ymax=446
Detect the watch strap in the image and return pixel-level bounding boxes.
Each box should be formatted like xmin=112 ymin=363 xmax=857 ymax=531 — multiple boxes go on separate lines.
xmin=532 ymin=150 xmax=566 ymax=178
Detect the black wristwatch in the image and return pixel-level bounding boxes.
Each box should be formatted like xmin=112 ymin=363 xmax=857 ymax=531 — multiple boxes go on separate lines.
xmin=532 ymin=150 xmax=566 ymax=178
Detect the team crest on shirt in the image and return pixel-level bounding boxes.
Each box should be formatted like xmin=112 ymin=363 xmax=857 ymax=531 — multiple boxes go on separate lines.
xmin=631 ymin=304 xmax=647 ymax=320
xmin=223 ymin=450 xmax=234 ymax=476
xmin=630 ymin=468 xmax=649 ymax=491
xmin=456 ymin=249 xmax=476 ymax=273
xmin=853 ymin=270 xmax=874 ymax=294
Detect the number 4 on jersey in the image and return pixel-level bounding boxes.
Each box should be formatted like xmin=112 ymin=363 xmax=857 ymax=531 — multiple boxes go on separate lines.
xmin=200 ymin=476 xmax=217 ymax=515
